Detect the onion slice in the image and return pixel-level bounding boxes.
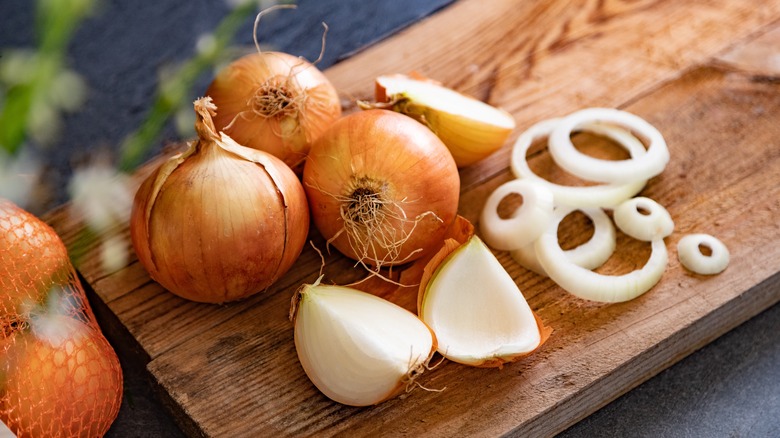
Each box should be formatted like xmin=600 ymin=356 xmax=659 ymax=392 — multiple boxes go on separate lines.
xmin=677 ymin=234 xmax=730 ymax=275
xmin=613 ymin=197 xmax=674 ymax=242
xmin=291 ymin=280 xmax=436 ymax=406
xmin=510 ymin=118 xmax=648 ymax=208
xmin=373 ymin=74 xmax=516 ymax=167
xmin=419 ymin=236 xmax=550 ymax=367
xmin=548 ymin=108 xmax=670 ymax=184
xmin=479 ymin=180 xmax=554 ymax=251
xmin=535 ymin=206 xmax=668 ymax=302
xmin=511 ymin=206 xmax=616 ymax=276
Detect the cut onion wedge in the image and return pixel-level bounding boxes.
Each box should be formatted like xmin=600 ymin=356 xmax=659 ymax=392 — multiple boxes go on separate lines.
xmin=291 ymin=280 xmax=436 ymax=406
xmin=419 ymin=236 xmax=551 ymax=368
xmin=373 ymin=74 xmax=516 ymax=167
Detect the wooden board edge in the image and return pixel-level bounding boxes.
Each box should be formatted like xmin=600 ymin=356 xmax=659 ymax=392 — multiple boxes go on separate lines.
xmin=521 ymin=272 xmax=780 ymax=437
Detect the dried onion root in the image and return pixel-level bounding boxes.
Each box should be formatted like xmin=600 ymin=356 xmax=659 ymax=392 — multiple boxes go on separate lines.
xmin=677 ymin=234 xmax=730 ymax=275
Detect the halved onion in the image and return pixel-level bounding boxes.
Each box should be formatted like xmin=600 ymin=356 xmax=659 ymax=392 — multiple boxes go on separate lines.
xmin=419 ymin=236 xmax=550 ymax=367
xmin=373 ymin=74 xmax=516 ymax=167
xmin=291 ymin=280 xmax=436 ymax=406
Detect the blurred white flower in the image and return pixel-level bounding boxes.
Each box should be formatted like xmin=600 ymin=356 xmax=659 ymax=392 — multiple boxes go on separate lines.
xmin=68 ymin=163 xmax=133 ymax=233
xmin=0 ymin=149 xmax=41 ymax=209
xmin=224 ymin=0 xmax=278 ymax=10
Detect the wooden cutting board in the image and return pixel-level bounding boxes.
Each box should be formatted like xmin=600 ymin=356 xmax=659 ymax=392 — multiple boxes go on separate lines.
xmin=45 ymin=0 xmax=780 ymax=436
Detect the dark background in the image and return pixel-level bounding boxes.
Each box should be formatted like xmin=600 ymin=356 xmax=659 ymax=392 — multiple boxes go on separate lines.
xmin=2 ymin=1 xmax=779 ymax=436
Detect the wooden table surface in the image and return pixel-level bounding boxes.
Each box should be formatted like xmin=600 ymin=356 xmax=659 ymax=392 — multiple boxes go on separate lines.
xmin=4 ymin=0 xmax=779 ymax=436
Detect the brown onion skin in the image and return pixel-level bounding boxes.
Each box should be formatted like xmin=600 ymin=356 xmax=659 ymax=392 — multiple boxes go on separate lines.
xmin=130 ymin=138 xmax=309 ymax=304
xmin=303 ymin=109 xmax=460 ymax=266
xmin=205 ymin=51 xmax=341 ymax=173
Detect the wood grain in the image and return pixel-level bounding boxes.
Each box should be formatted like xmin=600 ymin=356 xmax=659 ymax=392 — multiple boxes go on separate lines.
xmin=44 ymin=0 xmax=780 ymax=436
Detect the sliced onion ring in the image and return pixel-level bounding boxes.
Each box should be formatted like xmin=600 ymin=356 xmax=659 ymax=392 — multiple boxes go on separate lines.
xmin=548 ymin=108 xmax=670 ymax=184
xmin=510 ymin=207 xmax=616 ymax=276
xmin=677 ymin=234 xmax=730 ymax=275
xmin=535 ymin=206 xmax=668 ymax=303
xmin=479 ymin=180 xmax=554 ymax=251
xmin=613 ymin=197 xmax=674 ymax=242
xmin=510 ymin=118 xmax=647 ymax=208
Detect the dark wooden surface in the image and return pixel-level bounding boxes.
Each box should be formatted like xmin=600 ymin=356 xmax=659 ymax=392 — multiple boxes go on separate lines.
xmin=3 ymin=0 xmax=780 ymax=436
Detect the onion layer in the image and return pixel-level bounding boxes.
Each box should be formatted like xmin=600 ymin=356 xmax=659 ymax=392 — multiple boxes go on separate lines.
xmin=677 ymin=234 xmax=730 ymax=275
xmin=510 ymin=118 xmax=648 ymax=208
xmin=510 ymin=206 xmax=616 ymax=276
xmin=614 ymin=196 xmax=674 ymax=242
xmin=547 ymin=108 xmax=669 ymax=184
xmin=303 ymin=109 xmax=460 ymax=268
xmin=535 ymin=206 xmax=668 ymax=303
xmin=479 ymin=180 xmax=554 ymax=251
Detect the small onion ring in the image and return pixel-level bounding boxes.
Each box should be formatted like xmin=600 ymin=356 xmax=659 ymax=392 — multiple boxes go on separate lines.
xmin=535 ymin=206 xmax=668 ymax=303
xmin=677 ymin=234 xmax=730 ymax=275
xmin=613 ymin=197 xmax=674 ymax=242
xmin=511 ymin=118 xmax=647 ymax=208
xmin=510 ymin=207 xmax=616 ymax=276
xmin=479 ymin=180 xmax=554 ymax=251
xmin=548 ymin=108 xmax=670 ymax=184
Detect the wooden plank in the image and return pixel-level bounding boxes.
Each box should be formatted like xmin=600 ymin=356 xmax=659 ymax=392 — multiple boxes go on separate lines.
xmin=145 ymin=61 xmax=780 ymax=436
xmin=41 ymin=0 xmax=780 ymax=436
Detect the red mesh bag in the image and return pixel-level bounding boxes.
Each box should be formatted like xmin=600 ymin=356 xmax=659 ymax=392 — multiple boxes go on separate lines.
xmin=1 ymin=198 xmax=123 ymax=437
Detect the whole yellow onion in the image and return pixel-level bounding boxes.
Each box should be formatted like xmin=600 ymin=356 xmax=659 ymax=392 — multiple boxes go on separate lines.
xmin=205 ymin=51 xmax=341 ymax=174
xmin=130 ymin=97 xmax=309 ymax=303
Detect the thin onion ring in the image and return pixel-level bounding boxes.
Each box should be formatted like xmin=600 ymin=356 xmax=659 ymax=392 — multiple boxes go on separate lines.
xmin=535 ymin=206 xmax=668 ymax=303
xmin=677 ymin=234 xmax=729 ymax=275
xmin=510 ymin=206 xmax=616 ymax=276
xmin=613 ymin=197 xmax=674 ymax=242
xmin=479 ymin=180 xmax=554 ymax=251
xmin=548 ymin=108 xmax=670 ymax=184
xmin=510 ymin=118 xmax=647 ymax=208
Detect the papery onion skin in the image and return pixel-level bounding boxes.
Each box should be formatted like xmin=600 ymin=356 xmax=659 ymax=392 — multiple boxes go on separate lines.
xmin=205 ymin=51 xmax=342 ymax=173
xmin=130 ymin=98 xmax=309 ymax=303
xmin=303 ymin=109 xmax=460 ymax=267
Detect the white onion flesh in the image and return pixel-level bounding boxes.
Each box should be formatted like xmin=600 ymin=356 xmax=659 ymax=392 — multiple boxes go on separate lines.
xmin=510 ymin=206 xmax=616 ymax=276
xmin=677 ymin=234 xmax=730 ymax=275
xmin=420 ymin=236 xmax=542 ymax=367
xmin=535 ymin=207 xmax=668 ymax=303
xmin=293 ymin=283 xmax=435 ymax=406
xmin=614 ymin=196 xmax=674 ymax=242
xmin=510 ymin=118 xmax=648 ymax=208
xmin=479 ymin=180 xmax=554 ymax=251
xmin=548 ymin=108 xmax=670 ymax=184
